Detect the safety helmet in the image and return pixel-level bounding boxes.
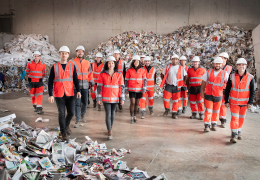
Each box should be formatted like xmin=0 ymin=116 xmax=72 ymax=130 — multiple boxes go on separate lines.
xmin=96 ymin=52 xmax=103 ymax=58
xmin=33 ymin=51 xmax=41 ymax=56
xmin=218 ymin=52 xmax=229 ymax=59
xmin=144 ymin=56 xmax=151 ymax=61
xmin=213 ymin=57 xmax=223 ymax=63
xmin=132 ymin=55 xmax=141 ymax=60
xmin=107 ymin=56 xmax=116 ymax=61
xmin=236 ymin=58 xmax=247 ymax=65
xmin=192 ymin=56 xmax=200 ymax=62
xmin=171 ymin=54 xmax=179 ymax=59
xmin=76 ymin=45 xmax=85 ymax=51
xmin=179 ymin=55 xmax=187 ymax=60
xmin=59 ymin=46 xmax=70 ymax=53
xmin=114 ymin=50 xmax=120 ymax=54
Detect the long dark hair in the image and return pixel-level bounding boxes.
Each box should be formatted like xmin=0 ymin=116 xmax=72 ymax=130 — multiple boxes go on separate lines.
xmin=130 ymin=60 xmax=141 ymax=70
xmin=101 ymin=61 xmax=118 ymax=73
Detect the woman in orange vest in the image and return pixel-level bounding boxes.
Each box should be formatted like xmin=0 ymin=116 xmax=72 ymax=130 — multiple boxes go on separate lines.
xmin=125 ymin=55 xmax=147 ymax=123
xmin=225 ymin=58 xmax=255 ymax=143
xmin=97 ymin=56 xmax=125 ymax=139
xmin=48 ymin=46 xmax=81 ymax=141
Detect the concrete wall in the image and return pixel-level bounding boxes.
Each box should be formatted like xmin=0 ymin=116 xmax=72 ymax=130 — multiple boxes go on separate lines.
xmin=0 ymin=33 xmax=15 ymax=49
xmin=1 ymin=0 xmax=260 ymax=56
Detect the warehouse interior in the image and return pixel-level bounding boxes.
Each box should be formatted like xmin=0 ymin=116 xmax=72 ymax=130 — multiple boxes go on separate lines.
xmin=1 ymin=0 xmax=260 ymax=179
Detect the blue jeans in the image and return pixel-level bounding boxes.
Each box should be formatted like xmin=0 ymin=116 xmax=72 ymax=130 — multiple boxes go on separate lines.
xmin=74 ymin=89 xmax=88 ymax=122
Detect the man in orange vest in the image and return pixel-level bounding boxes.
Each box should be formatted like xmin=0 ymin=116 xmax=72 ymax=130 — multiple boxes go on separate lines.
xmin=178 ymin=55 xmax=188 ymax=115
xmin=201 ymin=57 xmax=229 ymax=132
xmin=71 ymin=46 xmax=94 ymax=128
xmin=218 ymin=52 xmax=233 ymax=128
xmin=187 ymin=56 xmax=206 ymax=120
xmin=113 ymin=50 xmax=126 ymax=111
xmin=160 ymin=54 xmax=187 ymax=119
xmin=225 ymin=58 xmax=255 ymax=143
xmin=48 ymin=46 xmax=81 ymax=141
xmin=91 ymin=52 xmax=104 ymax=111
xmin=26 ymin=51 xmax=46 ymax=114
xmin=140 ymin=56 xmax=156 ymax=119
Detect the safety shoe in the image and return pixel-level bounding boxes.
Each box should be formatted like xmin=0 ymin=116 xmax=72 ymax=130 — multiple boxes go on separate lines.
xmin=108 ymin=130 xmax=113 ymax=140
xmin=163 ymin=109 xmax=170 ymax=116
xmin=220 ymin=119 xmax=226 ymax=128
xmin=58 ymin=132 xmax=68 ymax=141
xmin=211 ymin=124 xmax=217 ymax=131
xmin=133 ymin=116 xmax=137 ymax=123
xmin=33 ymin=105 xmax=38 ymax=112
xmin=182 ymin=107 xmax=187 ymax=114
xmin=140 ymin=111 xmax=145 ymax=119
xmin=130 ymin=116 xmax=134 ymax=124
xmin=148 ymin=107 xmax=154 ymax=115
xmin=230 ymin=132 xmax=238 ymax=143
xmin=66 ymin=126 xmax=72 ymax=136
xmin=81 ymin=114 xmax=86 ymax=123
xmin=74 ymin=121 xmax=80 ymax=128
xmin=37 ymin=107 xmax=44 ymax=115
xmin=238 ymin=132 xmax=242 ymax=140
xmin=93 ymin=99 xmax=97 ymax=108
xmin=172 ymin=113 xmax=178 ymax=119
xmin=199 ymin=114 xmax=204 ymax=120
xmin=97 ymin=104 xmax=101 ymax=111
xmin=118 ymin=104 xmax=123 ymax=110
xmin=190 ymin=113 xmax=197 ymax=119
xmin=204 ymin=124 xmax=210 ymax=132
xmin=177 ymin=110 xmax=182 ymax=115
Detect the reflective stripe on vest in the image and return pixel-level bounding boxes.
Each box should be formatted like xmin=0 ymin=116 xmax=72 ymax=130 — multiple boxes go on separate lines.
xmin=72 ymin=60 xmax=89 ymax=76
xmin=118 ymin=60 xmax=124 ymax=73
xmin=53 ymin=63 xmax=73 ymax=82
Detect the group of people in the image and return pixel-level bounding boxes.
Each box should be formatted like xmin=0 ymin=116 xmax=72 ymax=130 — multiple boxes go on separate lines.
xmin=26 ymin=46 xmax=255 ymax=143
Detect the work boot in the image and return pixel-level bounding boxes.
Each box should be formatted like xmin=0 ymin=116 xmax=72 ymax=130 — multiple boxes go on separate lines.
xmin=81 ymin=114 xmax=86 ymax=123
xmin=33 ymin=105 xmax=38 ymax=112
xmin=182 ymin=107 xmax=187 ymax=114
xmin=148 ymin=107 xmax=154 ymax=115
xmin=220 ymin=119 xmax=227 ymax=128
xmin=204 ymin=124 xmax=210 ymax=132
xmin=141 ymin=111 xmax=145 ymax=119
xmin=66 ymin=126 xmax=72 ymax=137
xmin=199 ymin=114 xmax=204 ymax=120
xmin=172 ymin=113 xmax=178 ymax=119
xmin=74 ymin=121 xmax=80 ymax=128
xmin=238 ymin=131 xmax=242 ymax=140
xmin=118 ymin=104 xmax=123 ymax=110
xmin=133 ymin=116 xmax=137 ymax=123
xmin=190 ymin=113 xmax=197 ymax=119
xmin=130 ymin=116 xmax=134 ymax=124
xmin=163 ymin=108 xmax=170 ymax=116
xmin=37 ymin=107 xmax=44 ymax=115
xmin=177 ymin=110 xmax=182 ymax=115
xmin=230 ymin=132 xmax=238 ymax=143
xmin=211 ymin=123 xmax=217 ymax=131
xmin=97 ymin=104 xmax=101 ymax=111
xmin=58 ymin=132 xmax=68 ymax=141
xmin=93 ymin=99 xmax=97 ymax=108
xmin=108 ymin=130 xmax=113 ymax=140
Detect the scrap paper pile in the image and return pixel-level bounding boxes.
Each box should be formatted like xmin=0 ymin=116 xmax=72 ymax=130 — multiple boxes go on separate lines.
xmin=0 ymin=114 xmax=168 ymax=180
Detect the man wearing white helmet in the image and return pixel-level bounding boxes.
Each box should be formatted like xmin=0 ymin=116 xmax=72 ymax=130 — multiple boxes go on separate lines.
xmin=160 ymin=54 xmax=187 ymax=119
xmin=26 ymin=51 xmax=46 ymax=114
xmin=201 ymin=57 xmax=229 ymax=132
xmin=187 ymin=56 xmax=206 ymax=120
xmin=225 ymin=58 xmax=255 ymax=143
xmin=218 ymin=52 xmax=233 ymax=128
xmin=140 ymin=55 xmax=146 ymax=67
xmin=139 ymin=56 xmax=156 ymax=118
xmin=90 ymin=52 xmax=104 ymax=111
xmin=70 ymin=45 xmax=94 ymax=128
xmin=48 ymin=46 xmax=81 ymax=141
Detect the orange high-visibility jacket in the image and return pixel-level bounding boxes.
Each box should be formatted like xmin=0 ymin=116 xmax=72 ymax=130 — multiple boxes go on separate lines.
xmin=53 ymin=62 xmax=74 ymax=97
xmin=229 ymin=72 xmax=253 ymax=105
xmin=188 ymin=66 xmax=206 ymax=87
xmin=160 ymin=64 xmax=184 ymax=90
xmin=97 ymin=72 xmax=124 ymax=103
xmin=126 ymin=67 xmax=146 ymax=92
xmin=144 ymin=66 xmax=156 ymax=91
xmin=117 ymin=60 xmax=125 ymax=74
xmin=92 ymin=62 xmax=104 ymax=83
xmin=26 ymin=61 xmax=46 ymax=82
xmin=223 ymin=65 xmax=232 ymax=88
xmin=205 ymin=69 xmax=226 ymax=97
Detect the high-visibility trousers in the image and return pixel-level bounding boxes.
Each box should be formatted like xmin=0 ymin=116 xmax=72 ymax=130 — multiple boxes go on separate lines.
xmin=163 ymin=85 xmax=180 ymax=113
xmin=204 ymin=97 xmax=222 ymax=125
xmin=230 ymin=104 xmax=247 ymax=134
xmin=219 ymin=94 xmax=227 ymax=119
xmin=30 ymin=86 xmax=43 ymax=107
xmin=190 ymin=93 xmax=204 ymax=114
xmin=90 ymin=84 xmax=97 ymax=100
xmin=140 ymin=90 xmax=154 ymax=111
xmin=178 ymin=89 xmax=188 ymax=109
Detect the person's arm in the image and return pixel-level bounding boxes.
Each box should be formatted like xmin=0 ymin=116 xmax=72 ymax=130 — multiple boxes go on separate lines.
xmin=97 ymin=74 xmax=103 ymax=103
xmin=88 ymin=65 xmax=94 ymax=87
xmin=119 ymin=74 xmax=125 ymax=102
xmin=161 ymin=67 xmax=166 ymax=80
xmin=123 ymin=62 xmax=126 ymax=79
xmin=48 ymin=66 xmax=54 ymax=97
xmin=200 ymin=81 xmax=206 ymax=98
xmin=142 ymin=70 xmax=147 ymax=93
xmin=225 ymin=76 xmax=232 ymax=104
xmin=43 ymin=64 xmax=47 ymax=77
xmin=125 ymin=70 xmax=129 ymax=92
xmin=26 ymin=62 xmax=30 ymax=74
xmin=248 ymin=77 xmax=255 ymax=105
xmin=154 ymin=72 xmax=157 ymax=84
xmin=73 ymin=66 xmax=80 ymax=93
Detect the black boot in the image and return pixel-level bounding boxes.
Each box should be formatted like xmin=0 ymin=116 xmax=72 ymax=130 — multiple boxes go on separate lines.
xmin=148 ymin=107 xmax=154 ymax=115
xmin=190 ymin=113 xmax=197 ymax=119
xmin=182 ymin=107 xmax=187 ymax=114
xmin=33 ymin=105 xmax=38 ymax=112
xmin=220 ymin=119 xmax=227 ymax=128
xmin=37 ymin=107 xmax=44 ymax=114
xmin=204 ymin=124 xmax=210 ymax=132
xmin=118 ymin=104 xmax=123 ymax=110
xmin=97 ymin=104 xmax=101 ymax=111
xmin=172 ymin=113 xmax=178 ymax=119
xmin=163 ymin=108 xmax=170 ymax=116
xmin=93 ymin=99 xmax=97 ymax=108
xmin=177 ymin=110 xmax=182 ymax=115
xmin=230 ymin=132 xmax=238 ymax=143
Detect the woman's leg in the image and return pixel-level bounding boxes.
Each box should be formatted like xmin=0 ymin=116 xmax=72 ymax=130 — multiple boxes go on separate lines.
xmin=103 ymin=102 xmax=112 ymax=130
xmin=111 ymin=103 xmax=117 ymax=127
xmin=130 ymin=98 xmax=136 ymax=116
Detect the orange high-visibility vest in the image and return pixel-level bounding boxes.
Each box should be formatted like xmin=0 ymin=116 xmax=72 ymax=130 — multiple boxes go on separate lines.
xmin=117 ymin=60 xmax=125 ymax=74
xmin=126 ymin=67 xmax=146 ymax=92
xmin=97 ymin=72 xmax=124 ymax=103
xmin=160 ymin=64 xmax=184 ymax=90
xmin=53 ymin=62 xmax=74 ymax=97
xmin=205 ymin=69 xmax=226 ymax=97
xmin=92 ymin=62 xmax=104 ymax=83
xmin=188 ymin=66 xmax=206 ymax=87
xmin=144 ymin=66 xmax=156 ymax=91
xmin=26 ymin=61 xmax=46 ymax=82
xmin=229 ymin=72 xmax=253 ymax=105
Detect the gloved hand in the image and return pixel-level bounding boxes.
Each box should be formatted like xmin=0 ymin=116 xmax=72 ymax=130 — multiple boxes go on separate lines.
xmin=142 ymin=88 xmax=146 ymax=94
xmin=26 ymin=82 xmax=32 ymax=91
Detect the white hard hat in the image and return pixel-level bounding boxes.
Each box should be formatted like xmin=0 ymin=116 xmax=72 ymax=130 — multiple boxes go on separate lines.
xmin=144 ymin=56 xmax=151 ymax=61
xmin=236 ymin=58 xmax=247 ymax=65
xmin=179 ymin=55 xmax=187 ymax=60
xmin=213 ymin=57 xmax=223 ymax=64
xmin=140 ymin=55 xmax=146 ymax=58
xmin=171 ymin=54 xmax=179 ymax=59
xmin=59 ymin=46 xmax=70 ymax=53
xmin=192 ymin=56 xmax=200 ymax=62
xmin=96 ymin=52 xmax=103 ymax=58
xmin=218 ymin=52 xmax=229 ymax=59
xmin=33 ymin=51 xmax=41 ymax=56
xmin=76 ymin=45 xmax=85 ymax=51
xmin=132 ymin=55 xmax=141 ymax=60
xmin=107 ymin=56 xmax=116 ymax=61
xmin=114 ymin=50 xmax=120 ymax=54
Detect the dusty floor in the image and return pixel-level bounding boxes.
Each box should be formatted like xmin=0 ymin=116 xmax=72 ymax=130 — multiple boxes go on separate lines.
xmin=0 ymin=92 xmax=260 ymax=179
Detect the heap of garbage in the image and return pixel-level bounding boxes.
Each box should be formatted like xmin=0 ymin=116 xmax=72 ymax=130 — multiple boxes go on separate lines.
xmin=0 ymin=114 xmax=167 ymax=179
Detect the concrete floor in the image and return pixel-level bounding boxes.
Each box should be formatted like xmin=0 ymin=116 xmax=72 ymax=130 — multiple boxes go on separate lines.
xmin=1 ymin=92 xmax=260 ymax=179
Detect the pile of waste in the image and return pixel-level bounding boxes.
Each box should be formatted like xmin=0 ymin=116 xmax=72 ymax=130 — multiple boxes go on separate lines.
xmin=0 ymin=114 xmax=168 ymax=179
